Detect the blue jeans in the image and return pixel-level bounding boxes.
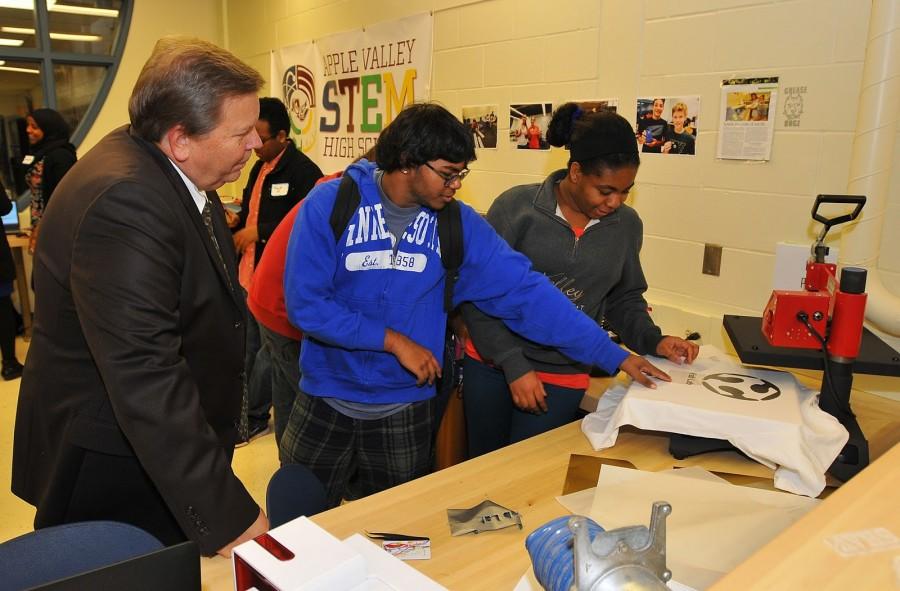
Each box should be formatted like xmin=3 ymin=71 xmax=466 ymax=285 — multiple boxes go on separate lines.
xmin=259 ymin=324 xmax=301 ymax=447
xmin=463 ymin=356 xmax=584 ymax=458
xmin=246 ymin=311 xmax=273 ymax=430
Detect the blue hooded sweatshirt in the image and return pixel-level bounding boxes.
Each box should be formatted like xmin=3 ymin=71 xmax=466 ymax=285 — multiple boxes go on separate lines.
xmin=284 ymin=160 xmax=629 ymax=404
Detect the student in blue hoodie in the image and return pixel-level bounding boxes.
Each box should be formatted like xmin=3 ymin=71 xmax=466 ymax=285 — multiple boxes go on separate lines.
xmin=281 ymin=103 xmax=670 ymax=507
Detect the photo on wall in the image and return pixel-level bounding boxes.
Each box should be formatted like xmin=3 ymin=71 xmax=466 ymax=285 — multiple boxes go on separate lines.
xmin=462 ymin=105 xmax=499 ymax=149
xmin=635 ymin=96 xmax=701 ymax=155
xmin=717 ymin=77 xmax=778 ymax=161
xmin=725 ymin=90 xmax=771 ymax=122
xmin=575 ymin=99 xmax=618 ymax=114
xmin=509 ymin=102 xmax=553 ymax=150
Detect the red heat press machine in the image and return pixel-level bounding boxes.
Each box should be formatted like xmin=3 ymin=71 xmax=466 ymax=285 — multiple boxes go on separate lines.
xmin=762 ymin=195 xmax=868 ymax=361
xmin=760 ymin=195 xmax=871 ymax=482
xmin=682 ymin=195 xmax=900 ymax=483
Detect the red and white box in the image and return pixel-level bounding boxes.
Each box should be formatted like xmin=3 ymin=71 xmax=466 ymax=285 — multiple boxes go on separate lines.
xmin=233 ymin=517 xmax=446 ymax=591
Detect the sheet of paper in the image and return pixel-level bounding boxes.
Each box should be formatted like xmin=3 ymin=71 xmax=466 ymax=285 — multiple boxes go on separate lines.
xmin=557 ymin=467 xmax=731 ymax=516
xmin=716 ymin=76 xmax=778 ymax=160
xmin=588 ymin=466 xmax=818 ymax=589
xmin=513 ymin=567 xmax=698 ymax=591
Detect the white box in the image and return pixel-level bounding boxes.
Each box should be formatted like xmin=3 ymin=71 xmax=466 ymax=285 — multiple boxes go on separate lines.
xmin=772 ymin=242 xmax=837 ymax=291
xmin=232 ymin=517 xmax=446 ymax=591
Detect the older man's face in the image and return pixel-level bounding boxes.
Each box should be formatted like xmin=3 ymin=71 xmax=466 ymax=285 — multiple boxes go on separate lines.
xmin=185 ymin=93 xmax=262 ymax=191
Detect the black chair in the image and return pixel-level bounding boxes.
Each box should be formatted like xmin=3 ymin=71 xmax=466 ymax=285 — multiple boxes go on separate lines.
xmin=266 ymin=464 xmax=328 ymax=528
xmin=0 ymin=521 xmax=165 ymax=590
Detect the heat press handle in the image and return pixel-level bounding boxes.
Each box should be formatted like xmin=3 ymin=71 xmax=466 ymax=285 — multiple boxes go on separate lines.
xmin=811 ymin=194 xmax=866 ymax=229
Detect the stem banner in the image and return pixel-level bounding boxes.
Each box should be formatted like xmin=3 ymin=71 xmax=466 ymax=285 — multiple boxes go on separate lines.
xmin=272 ymin=13 xmax=432 ymax=173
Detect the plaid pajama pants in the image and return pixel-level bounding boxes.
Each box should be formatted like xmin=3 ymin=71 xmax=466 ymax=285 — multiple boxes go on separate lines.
xmin=279 ymin=390 xmax=437 ymax=508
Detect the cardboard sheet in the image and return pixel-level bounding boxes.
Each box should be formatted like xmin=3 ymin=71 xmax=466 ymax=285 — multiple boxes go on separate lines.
xmin=586 ymin=466 xmax=818 ymax=589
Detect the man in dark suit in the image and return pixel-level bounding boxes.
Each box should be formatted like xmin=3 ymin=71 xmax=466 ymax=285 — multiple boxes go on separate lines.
xmin=11 ymin=36 xmax=269 ymax=557
xmin=229 ymin=97 xmax=323 ymax=443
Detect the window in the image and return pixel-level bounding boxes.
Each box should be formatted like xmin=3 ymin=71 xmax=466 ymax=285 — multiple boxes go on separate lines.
xmin=0 ymin=0 xmax=131 ymax=194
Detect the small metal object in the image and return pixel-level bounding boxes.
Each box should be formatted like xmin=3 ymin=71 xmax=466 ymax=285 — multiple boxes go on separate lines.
xmin=447 ymin=500 xmax=522 ymax=536
xmin=364 ymin=530 xmax=429 ymax=542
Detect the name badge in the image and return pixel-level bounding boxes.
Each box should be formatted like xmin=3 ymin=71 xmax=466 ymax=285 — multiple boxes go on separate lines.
xmin=270 ymin=183 xmax=289 ymax=197
xmin=22 ymin=155 xmax=34 ymax=165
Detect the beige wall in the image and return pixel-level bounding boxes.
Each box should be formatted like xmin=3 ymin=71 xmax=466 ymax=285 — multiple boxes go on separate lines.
xmin=79 ymin=0 xmax=225 ymax=152
xmin=78 ymin=1 xmax=893 ymax=350
xmin=220 ymin=0 xmax=898 ymax=351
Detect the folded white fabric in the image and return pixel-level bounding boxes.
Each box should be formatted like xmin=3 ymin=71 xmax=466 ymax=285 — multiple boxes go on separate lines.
xmin=581 ymin=346 xmax=848 ymax=496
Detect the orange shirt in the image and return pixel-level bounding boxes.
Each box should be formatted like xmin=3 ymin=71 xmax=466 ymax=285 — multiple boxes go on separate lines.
xmin=463 ymin=339 xmax=590 ymax=390
xmin=238 ymin=148 xmax=285 ymax=290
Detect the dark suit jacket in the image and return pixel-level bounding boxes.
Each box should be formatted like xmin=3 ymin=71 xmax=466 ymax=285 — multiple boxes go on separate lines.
xmin=12 ymin=125 xmax=259 ymax=556
xmin=236 ymin=140 xmax=322 ymax=265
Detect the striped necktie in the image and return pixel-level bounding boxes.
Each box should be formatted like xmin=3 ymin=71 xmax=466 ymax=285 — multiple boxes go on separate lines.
xmin=201 ymin=196 xmax=234 ymax=292
xmin=201 ymin=196 xmax=248 ymax=441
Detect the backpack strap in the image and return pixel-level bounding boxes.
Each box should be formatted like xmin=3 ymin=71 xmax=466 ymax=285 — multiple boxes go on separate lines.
xmin=329 ymin=174 xmax=361 ymax=243
xmin=329 ymin=172 xmax=464 ymax=313
xmin=437 ymin=199 xmax=464 ymax=313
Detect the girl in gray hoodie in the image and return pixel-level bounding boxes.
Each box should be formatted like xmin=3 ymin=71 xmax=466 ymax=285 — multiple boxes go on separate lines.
xmin=460 ymin=103 xmax=698 ymax=457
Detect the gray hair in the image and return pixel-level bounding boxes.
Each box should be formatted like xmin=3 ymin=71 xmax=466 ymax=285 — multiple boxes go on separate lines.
xmin=128 ymin=36 xmax=264 ymax=142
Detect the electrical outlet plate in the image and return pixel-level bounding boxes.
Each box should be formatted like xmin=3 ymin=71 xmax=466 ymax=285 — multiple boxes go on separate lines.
xmin=702 ymin=244 xmax=722 ymax=276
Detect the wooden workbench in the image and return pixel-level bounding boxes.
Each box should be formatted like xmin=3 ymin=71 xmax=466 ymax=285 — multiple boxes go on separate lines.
xmin=711 ymin=441 xmax=900 ymax=590
xmin=200 ymin=377 xmax=900 ymax=590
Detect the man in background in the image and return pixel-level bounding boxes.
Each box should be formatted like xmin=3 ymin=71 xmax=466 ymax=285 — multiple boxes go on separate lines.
xmin=229 ymin=97 xmax=322 ymax=444
xmin=246 ymin=151 xmax=370 ymax=449
xmin=12 ymin=37 xmax=267 ymax=557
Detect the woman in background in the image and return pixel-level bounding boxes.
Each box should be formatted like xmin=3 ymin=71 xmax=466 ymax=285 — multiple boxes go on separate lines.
xmin=24 ymin=108 xmax=77 ymax=254
xmin=461 ymin=102 xmax=698 ymax=457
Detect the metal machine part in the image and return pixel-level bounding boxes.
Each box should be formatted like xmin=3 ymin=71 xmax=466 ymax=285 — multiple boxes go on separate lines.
xmin=447 ymin=499 xmax=522 ymax=536
xmin=572 ymin=501 xmax=672 ymax=591
xmin=526 ymin=502 xmax=672 ymax=591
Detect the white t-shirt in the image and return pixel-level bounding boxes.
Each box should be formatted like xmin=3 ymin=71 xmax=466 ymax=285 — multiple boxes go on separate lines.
xmin=581 ymin=346 xmax=848 ymax=497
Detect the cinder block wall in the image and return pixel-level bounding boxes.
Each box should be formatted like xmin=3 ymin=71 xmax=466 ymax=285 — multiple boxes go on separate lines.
xmin=224 ymin=0 xmax=899 ymax=352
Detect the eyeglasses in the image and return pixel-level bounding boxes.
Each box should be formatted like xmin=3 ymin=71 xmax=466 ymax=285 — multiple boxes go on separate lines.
xmin=423 ymin=162 xmax=470 ymax=187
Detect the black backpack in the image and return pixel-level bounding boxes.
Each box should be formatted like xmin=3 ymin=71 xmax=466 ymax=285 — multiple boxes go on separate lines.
xmin=328 ymin=174 xmax=464 ymax=313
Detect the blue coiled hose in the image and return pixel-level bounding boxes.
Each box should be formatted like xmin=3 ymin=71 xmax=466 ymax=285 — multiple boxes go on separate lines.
xmin=525 ymin=515 xmax=604 ymax=591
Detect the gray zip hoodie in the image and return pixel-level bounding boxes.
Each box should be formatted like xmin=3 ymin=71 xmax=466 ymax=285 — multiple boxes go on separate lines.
xmin=461 ymin=169 xmax=663 ymax=383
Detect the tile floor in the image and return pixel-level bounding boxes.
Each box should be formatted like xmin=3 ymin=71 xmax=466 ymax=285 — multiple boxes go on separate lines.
xmin=0 ymin=337 xmax=281 ymax=544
